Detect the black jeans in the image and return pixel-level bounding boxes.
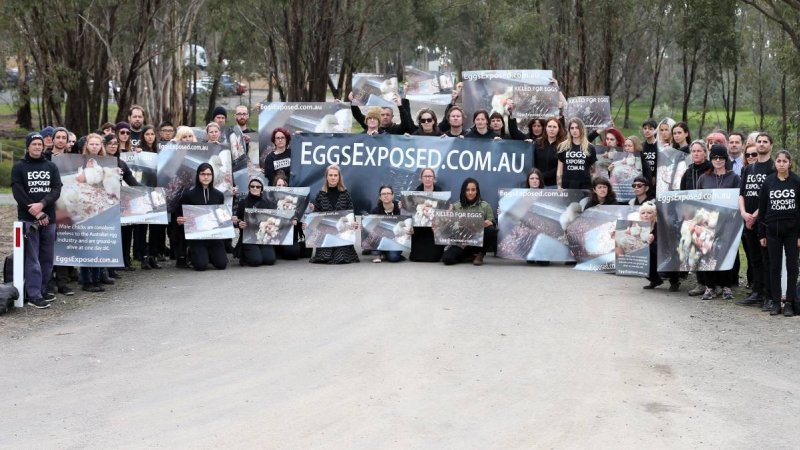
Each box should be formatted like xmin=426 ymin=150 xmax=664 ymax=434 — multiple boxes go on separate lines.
xmin=766 ymin=221 xmax=799 ymax=303
xmin=743 ymin=226 xmax=770 ymax=298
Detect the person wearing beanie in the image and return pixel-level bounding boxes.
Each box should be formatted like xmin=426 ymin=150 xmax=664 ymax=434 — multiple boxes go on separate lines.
xmin=115 ymin=121 xmax=132 ymax=152
xmin=211 ymin=106 xmax=228 ymax=143
xmin=11 ymin=133 xmax=62 ymax=308
xmin=695 ymin=143 xmax=741 ymax=300
xmin=40 ymin=126 xmax=55 ymax=151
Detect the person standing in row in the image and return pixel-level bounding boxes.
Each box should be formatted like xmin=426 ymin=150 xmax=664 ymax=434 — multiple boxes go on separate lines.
xmin=11 ymin=133 xmax=62 ymax=308
xmin=737 ymin=133 xmax=775 ymax=308
xmin=758 ymin=150 xmax=800 ymax=317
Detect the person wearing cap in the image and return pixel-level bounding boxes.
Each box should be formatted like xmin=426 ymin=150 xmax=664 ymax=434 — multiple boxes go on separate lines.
xmin=696 ymin=144 xmax=742 ymax=300
xmin=11 ymin=133 xmax=63 ymax=309
xmin=628 ymin=176 xmax=654 ymax=206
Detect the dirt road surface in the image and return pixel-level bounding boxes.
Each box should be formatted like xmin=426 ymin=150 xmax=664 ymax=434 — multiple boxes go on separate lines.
xmin=2 ymin=255 xmax=799 ymax=449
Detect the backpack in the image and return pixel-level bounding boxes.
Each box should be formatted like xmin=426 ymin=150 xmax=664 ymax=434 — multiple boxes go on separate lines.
xmin=0 ymin=283 xmax=19 ymax=315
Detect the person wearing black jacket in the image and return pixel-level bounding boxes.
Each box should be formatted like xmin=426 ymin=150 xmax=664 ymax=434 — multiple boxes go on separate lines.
xmin=696 ymin=145 xmax=741 ymax=300
xmin=263 ymin=127 xmax=292 ymax=185
xmin=736 ymin=133 xmax=776 ymax=307
xmin=757 ymin=150 xmax=800 ymax=316
xmin=536 ymin=117 xmax=564 ymax=187
xmin=176 ymin=163 xmax=228 ymax=271
xmin=679 ymin=140 xmax=712 ymax=191
xmin=349 ymin=92 xmax=414 ymax=135
xmin=234 ymin=178 xmax=277 ymax=267
xmin=369 ymin=185 xmax=408 ymax=263
xmin=11 ymin=132 xmax=62 ymax=308
xmin=409 ymin=168 xmax=446 ymax=262
xmin=641 ymin=119 xmax=659 ymax=184
xmin=465 ymin=110 xmax=499 ymax=139
xmin=412 ymin=109 xmax=444 ymax=136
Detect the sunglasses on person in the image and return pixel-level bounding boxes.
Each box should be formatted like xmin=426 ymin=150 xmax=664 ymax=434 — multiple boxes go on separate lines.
xmin=632 ymin=183 xmax=647 ymax=188
xmin=249 ymin=184 xmax=262 ymax=189
xmin=419 ymin=117 xmax=434 ymax=123
xmin=746 ymin=152 xmax=758 ymax=158
xmin=118 ymin=130 xmax=130 ymax=135
xmin=711 ymin=155 xmax=726 ymax=161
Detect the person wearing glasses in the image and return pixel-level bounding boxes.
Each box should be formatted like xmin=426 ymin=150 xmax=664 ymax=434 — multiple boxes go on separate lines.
xmin=159 ymin=121 xmax=176 ymax=143
xmin=233 ymin=178 xmax=277 ymax=267
xmin=696 ymin=145 xmax=741 ymax=300
xmin=628 ymin=176 xmax=655 ymax=206
xmin=176 ymin=163 xmax=228 ymax=271
xmin=115 ymin=121 xmax=133 ymax=152
xmin=263 ymin=127 xmax=292 ymax=185
xmin=370 ymin=185 xmax=409 ymax=263
xmin=412 ymin=109 xmax=444 ymax=136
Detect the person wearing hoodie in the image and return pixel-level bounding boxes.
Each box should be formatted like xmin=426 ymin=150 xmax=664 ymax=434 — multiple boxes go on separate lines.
xmin=176 ymin=163 xmax=228 ymax=271
xmin=696 ymin=144 xmax=741 ymax=300
xmin=45 ymin=127 xmax=70 ymax=160
xmin=12 ymin=132 xmax=62 ymax=308
xmin=233 ymin=178 xmax=277 ymax=267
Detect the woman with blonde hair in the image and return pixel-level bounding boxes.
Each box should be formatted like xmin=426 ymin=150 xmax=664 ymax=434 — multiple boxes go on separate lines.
xmin=173 ymin=126 xmax=198 ymax=143
xmin=308 ymin=164 xmax=360 ymax=264
xmin=556 ymin=118 xmax=596 ymax=190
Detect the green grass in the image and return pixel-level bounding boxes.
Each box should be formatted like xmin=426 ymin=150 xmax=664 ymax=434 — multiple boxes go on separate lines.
xmin=610 ymin=100 xmax=780 ymax=138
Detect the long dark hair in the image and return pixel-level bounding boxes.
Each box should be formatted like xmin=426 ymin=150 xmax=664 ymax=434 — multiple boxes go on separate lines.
xmin=459 ymin=177 xmax=481 ymax=206
xmin=589 ymin=177 xmax=617 ymax=205
xmin=536 ymin=117 xmax=565 ymax=150
xmin=525 ymin=168 xmax=545 ymax=189
xmin=140 ymin=124 xmax=157 ymax=152
xmin=527 ymin=118 xmax=546 ymax=139
xmin=672 ymin=122 xmax=691 ymax=149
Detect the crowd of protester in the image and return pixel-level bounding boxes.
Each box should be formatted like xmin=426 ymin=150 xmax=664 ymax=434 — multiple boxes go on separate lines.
xmin=10 ymin=89 xmax=799 ymax=318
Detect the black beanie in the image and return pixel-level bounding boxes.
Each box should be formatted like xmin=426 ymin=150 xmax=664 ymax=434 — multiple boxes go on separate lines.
xmin=212 ymin=106 xmax=227 ymax=119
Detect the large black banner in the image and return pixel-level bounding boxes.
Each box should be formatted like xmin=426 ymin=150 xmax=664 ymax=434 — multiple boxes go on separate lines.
xmin=290 ymin=134 xmax=532 ymax=213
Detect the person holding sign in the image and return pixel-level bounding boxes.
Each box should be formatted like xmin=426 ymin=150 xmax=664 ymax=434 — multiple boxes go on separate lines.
xmin=308 ymin=165 xmax=360 ymax=264
xmin=263 ymin=127 xmax=292 ymax=185
xmin=233 ymin=178 xmax=277 ymax=267
xmin=441 ymin=178 xmax=496 ymax=266
xmin=556 ymin=118 xmax=597 ymax=190
xmin=696 ymin=145 xmax=741 ymax=300
xmin=370 ymin=185 xmax=409 ymax=263
xmin=271 ymin=174 xmax=304 ymax=260
xmin=584 ymin=177 xmax=617 ymax=208
xmin=412 ymin=109 xmax=444 ymax=136
xmin=409 ymin=168 xmax=447 ymax=262
xmin=176 ymin=163 xmax=228 ymax=271
xmin=640 ymin=201 xmax=680 ymax=290
xmin=348 ymin=91 xmax=414 ymax=135
xmin=362 ymin=108 xmax=387 ymax=136
xmin=465 ymin=110 xmax=500 ymax=139
xmin=757 ymin=150 xmax=800 ymax=317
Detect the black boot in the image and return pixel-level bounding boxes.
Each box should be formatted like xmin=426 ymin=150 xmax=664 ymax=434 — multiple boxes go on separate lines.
xmin=148 ymin=256 xmax=162 ymax=269
xmin=762 ymin=298 xmax=774 ymax=312
xmin=784 ymin=300 xmax=795 ymax=317
xmin=100 ymin=269 xmax=115 ymax=285
xmin=140 ymin=257 xmax=151 ymax=270
xmin=769 ymin=299 xmax=781 ymax=316
xmin=108 ymin=268 xmax=122 ymax=279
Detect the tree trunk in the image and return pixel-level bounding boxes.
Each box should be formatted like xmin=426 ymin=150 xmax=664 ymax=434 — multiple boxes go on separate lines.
xmin=15 ymin=57 xmax=32 ymax=130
